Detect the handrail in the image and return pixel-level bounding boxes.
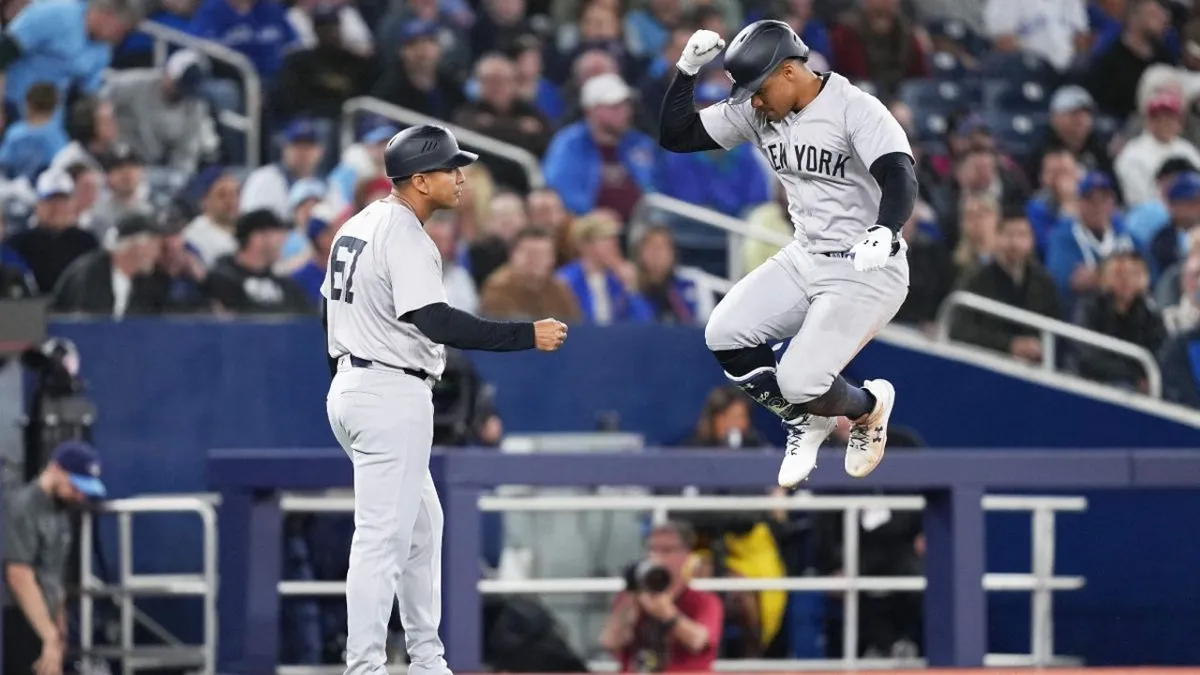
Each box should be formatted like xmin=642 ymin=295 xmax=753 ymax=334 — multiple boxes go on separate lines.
xmin=935 ymin=290 xmax=1163 ymax=398
xmin=139 ymin=20 xmax=262 ymax=169
xmin=634 ymin=193 xmax=792 ymax=280
xmin=339 ymin=97 xmax=544 ymax=188
xmin=80 ymin=496 xmax=219 ymax=675
xmin=276 ymin=490 xmax=1085 ymax=670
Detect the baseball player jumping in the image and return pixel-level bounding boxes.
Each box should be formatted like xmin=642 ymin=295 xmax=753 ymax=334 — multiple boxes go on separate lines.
xmin=321 ymin=124 xmax=568 ymax=675
xmin=658 ymin=21 xmax=917 ymax=487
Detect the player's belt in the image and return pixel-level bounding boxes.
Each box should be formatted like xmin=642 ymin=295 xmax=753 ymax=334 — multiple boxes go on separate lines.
xmin=346 ymin=355 xmax=432 ymax=382
xmin=820 ymin=241 xmax=904 ymax=259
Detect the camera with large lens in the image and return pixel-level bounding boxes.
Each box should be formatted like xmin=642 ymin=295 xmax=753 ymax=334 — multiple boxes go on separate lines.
xmin=623 ymin=559 xmax=671 ymax=593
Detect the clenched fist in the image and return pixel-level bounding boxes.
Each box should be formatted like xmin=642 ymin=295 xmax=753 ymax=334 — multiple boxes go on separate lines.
xmin=534 ymin=318 xmax=568 ymax=352
xmin=677 ymin=30 xmax=726 ymax=76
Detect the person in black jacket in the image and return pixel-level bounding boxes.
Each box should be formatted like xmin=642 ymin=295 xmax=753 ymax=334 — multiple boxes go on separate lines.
xmin=273 ymin=5 xmax=375 ymax=122
xmin=949 ymin=210 xmax=1062 ymax=363
xmin=206 ymin=209 xmax=312 ymax=314
xmin=51 ymin=211 xmax=164 ymax=316
xmin=1072 ymin=252 xmax=1166 ymax=392
xmin=4 ymin=170 xmax=98 ymax=294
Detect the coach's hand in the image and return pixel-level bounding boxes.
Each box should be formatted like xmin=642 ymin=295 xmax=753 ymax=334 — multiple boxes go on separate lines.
xmin=677 ymin=30 xmax=725 ymax=76
xmin=534 ymin=318 xmax=568 ymax=351
xmin=850 ymin=226 xmax=895 ymax=272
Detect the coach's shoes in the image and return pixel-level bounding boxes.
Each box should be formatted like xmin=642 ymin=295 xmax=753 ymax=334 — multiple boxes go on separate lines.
xmin=778 ymin=414 xmax=838 ymax=488
xmin=844 ymin=379 xmax=895 ymax=478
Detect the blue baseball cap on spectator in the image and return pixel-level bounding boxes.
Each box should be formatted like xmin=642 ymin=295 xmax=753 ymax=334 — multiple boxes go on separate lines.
xmin=397 ymin=19 xmax=439 ymax=45
xmin=52 ymin=440 xmax=106 ymax=498
xmin=361 ymin=123 xmax=399 ymax=145
xmin=306 ymin=201 xmax=339 ymax=243
xmin=695 ymin=79 xmax=731 ymax=104
xmin=1168 ymin=172 xmax=1200 ymax=202
xmin=165 ymin=49 xmax=207 ymax=97
xmin=288 ymin=178 xmax=326 ymax=212
xmin=1078 ymin=171 xmax=1113 ymax=196
xmin=282 ymin=119 xmax=320 ymax=144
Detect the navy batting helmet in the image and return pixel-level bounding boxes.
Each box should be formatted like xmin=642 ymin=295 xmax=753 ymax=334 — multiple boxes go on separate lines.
xmin=723 ymin=20 xmax=810 ymax=105
xmin=383 ymin=124 xmax=478 ymax=181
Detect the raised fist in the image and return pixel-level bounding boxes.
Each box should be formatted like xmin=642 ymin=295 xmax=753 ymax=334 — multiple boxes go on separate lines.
xmin=677 ymin=30 xmax=726 ymax=76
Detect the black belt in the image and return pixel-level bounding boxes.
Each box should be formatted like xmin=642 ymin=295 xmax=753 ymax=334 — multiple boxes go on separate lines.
xmin=348 ymin=355 xmax=431 ymax=381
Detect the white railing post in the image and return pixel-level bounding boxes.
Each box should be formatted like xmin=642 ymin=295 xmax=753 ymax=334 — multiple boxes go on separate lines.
xmin=80 ymin=509 xmax=95 ymax=666
xmin=119 ymin=512 xmax=134 ymax=675
xmin=842 ymin=506 xmax=860 ymax=667
xmin=1031 ymin=507 xmax=1055 ymax=666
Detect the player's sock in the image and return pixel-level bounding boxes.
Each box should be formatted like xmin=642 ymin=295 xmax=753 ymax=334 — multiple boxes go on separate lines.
xmin=712 ymin=346 xmax=804 ymax=422
xmin=798 ymin=376 xmax=876 ymax=419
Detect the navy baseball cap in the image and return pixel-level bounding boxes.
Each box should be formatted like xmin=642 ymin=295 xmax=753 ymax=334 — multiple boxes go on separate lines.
xmin=282 ymin=119 xmax=320 ymax=144
xmin=1168 ymin=172 xmax=1200 ymax=201
xmin=397 ymin=19 xmax=439 ymax=45
xmin=1078 ymin=171 xmax=1113 ymax=196
xmin=52 ymin=441 xmax=106 ymax=498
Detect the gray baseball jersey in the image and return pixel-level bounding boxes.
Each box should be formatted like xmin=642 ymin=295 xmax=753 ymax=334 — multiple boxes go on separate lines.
xmin=322 ymin=200 xmax=447 ymax=379
xmin=699 ymin=72 xmax=912 ymax=252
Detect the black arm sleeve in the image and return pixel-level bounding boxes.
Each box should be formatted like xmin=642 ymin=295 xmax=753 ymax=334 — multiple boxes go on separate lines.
xmin=322 ymin=302 xmax=336 ymax=378
xmin=0 ymin=35 xmax=21 ymax=70
xmin=658 ymin=69 xmax=722 ymax=153
xmin=869 ymin=151 xmax=918 ymax=233
xmin=403 ymin=302 xmax=536 ymax=352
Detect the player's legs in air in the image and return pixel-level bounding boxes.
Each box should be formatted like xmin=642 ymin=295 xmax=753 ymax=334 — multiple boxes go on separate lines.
xmin=327 ymin=369 xmax=448 ymax=675
xmin=705 ymin=245 xmax=908 ymax=486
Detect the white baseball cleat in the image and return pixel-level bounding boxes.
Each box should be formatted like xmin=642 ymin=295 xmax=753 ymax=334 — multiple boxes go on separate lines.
xmin=778 ymin=414 xmax=838 ymax=488
xmin=844 ymin=379 xmax=896 ymax=478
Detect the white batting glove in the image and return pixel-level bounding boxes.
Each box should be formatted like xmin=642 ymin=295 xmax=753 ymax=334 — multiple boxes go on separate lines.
xmin=677 ymin=30 xmax=726 ymax=76
xmin=851 ymin=226 xmax=898 ymax=272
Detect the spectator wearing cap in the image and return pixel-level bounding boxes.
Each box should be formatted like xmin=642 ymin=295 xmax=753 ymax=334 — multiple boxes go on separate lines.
xmin=187 ymin=0 xmax=298 ymax=82
xmin=480 ymin=226 xmax=582 ymax=321
xmin=984 ymin=0 xmax=1088 ymax=72
xmin=325 ymin=121 xmax=395 ymax=211
xmin=48 ymin=95 xmax=119 ymax=174
xmin=543 ymin=72 xmax=659 ymax=223
xmin=560 ymin=50 xmax=654 ymax=133
xmin=90 ymin=142 xmax=151 ymax=241
xmin=455 ymin=53 xmax=551 ymax=188
xmin=288 ymin=0 xmax=374 ymax=58
xmin=102 ymin=49 xmax=219 ymax=173
xmin=4 ymin=170 xmax=96 ymax=292
xmin=0 ymin=0 xmax=139 ymax=128
xmin=949 ymin=210 xmax=1061 ymax=363
xmin=830 ymin=0 xmax=930 ymax=97
xmin=1149 ymin=172 xmax=1200 ymax=279
xmin=1029 ymin=86 xmax=1115 ymax=187
xmin=1126 ymin=156 xmax=1197 ymax=248
xmin=240 ymin=119 xmax=325 ymax=219
xmin=653 ymin=71 xmax=771 ymax=219
xmin=425 ymin=209 xmax=479 ymax=313
xmin=374 ymin=0 xmax=472 ymax=77
xmin=1084 ymin=0 xmax=1176 ymax=119
xmin=371 ymin=19 xmax=466 ymax=120
xmin=0 ymin=83 xmax=67 ymax=181
xmin=1071 ymin=252 xmax=1165 ymax=392
xmin=290 ymin=201 xmax=339 ymax=304
xmin=149 ymin=202 xmax=212 ymax=312
xmin=1045 ymin=171 xmax=1135 ymax=312
xmin=1115 ymin=89 xmax=1200 ymax=207
xmin=184 ymin=167 xmax=242 ymax=267
xmin=556 ymin=211 xmax=654 ymax=325
xmin=554 ymin=0 xmax=644 ymax=88
xmin=275 ymin=4 xmax=375 ymax=122
xmin=3 ymin=440 xmax=106 ymax=675
xmin=51 ymin=210 xmax=165 ymax=316
xmin=277 ymin=178 xmax=327 ymax=274
xmin=206 ymin=208 xmax=312 ymax=313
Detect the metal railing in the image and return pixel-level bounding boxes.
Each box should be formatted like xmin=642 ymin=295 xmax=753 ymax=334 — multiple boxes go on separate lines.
xmin=276 ymin=491 xmax=1085 ymax=671
xmin=140 ymin=20 xmax=262 ymax=169
xmin=935 ymin=290 xmax=1163 ymax=398
xmin=339 ymin=97 xmax=544 ymax=189
xmin=79 ymin=495 xmax=219 ymax=675
xmin=634 ymin=194 xmax=792 ymax=281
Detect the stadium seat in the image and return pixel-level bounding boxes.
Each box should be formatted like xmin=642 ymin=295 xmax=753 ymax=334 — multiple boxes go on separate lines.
xmin=985 ymin=111 xmax=1049 ymax=158
xmin=899 ymin=79 xmax=973 ymax=117
xmin=983 ymin=79 xmax=1050 ymax=114
xmin=925 ymin=18 xmax=991 ymax=57
xmin=930 ymin=51 xmax=969 ymax=79
xmin=979 ymin=51 xmax=1059 ymax=84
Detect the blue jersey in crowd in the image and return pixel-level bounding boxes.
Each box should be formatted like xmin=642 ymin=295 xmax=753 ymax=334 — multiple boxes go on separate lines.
xmin=187 ymin=0 xmax=297 ymax=80
xmin=2 ymin=0 xmax=110 ymax=117
xmin=0 ymin=120 xmax=68 ymax=180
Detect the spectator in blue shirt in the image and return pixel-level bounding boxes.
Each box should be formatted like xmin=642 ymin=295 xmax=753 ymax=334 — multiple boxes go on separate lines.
xmin=1044 ymin=172 xmax=1135 ymax=313
xmin=632 ymin=224 xmax=699 ymax=325
xmin=188 ymin=0 xmax=297 ymax=81
xmin=0 ymin=0 xmax=139 ymax=127
xmin=624 ymin=0 xmax=684 ymax=60
xmin=1150 ymin=172 xmax=1200 ymax=282
xmin=1126 ymin=156 xmax=1196 ymax=249
xmin=557 ymin=211 xmax=653 ymax=325
xmin=290 ymin=202 xmax=336 ymax=304
xmin=654 ymin=72 xmax=770 ymax=218
xmin=0 ymin=83 xmax=68 ymax=181
xmin=542 ymin=72 xmax=658 ymax=222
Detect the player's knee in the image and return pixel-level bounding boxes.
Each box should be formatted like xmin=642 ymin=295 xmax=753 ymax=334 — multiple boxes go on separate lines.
xmin=777 ymin=365 xmax=835 ymax=404
xmin=704 ymin=305 xmax=743 ymax=350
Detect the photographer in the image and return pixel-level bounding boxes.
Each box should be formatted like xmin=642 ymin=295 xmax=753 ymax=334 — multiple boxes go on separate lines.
xmin=599 ymin=521 xmax=723 ymax=672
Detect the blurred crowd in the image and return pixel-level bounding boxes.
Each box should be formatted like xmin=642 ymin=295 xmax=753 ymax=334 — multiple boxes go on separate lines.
xmin=2 ymin=0 xmax=1200 ymax=405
